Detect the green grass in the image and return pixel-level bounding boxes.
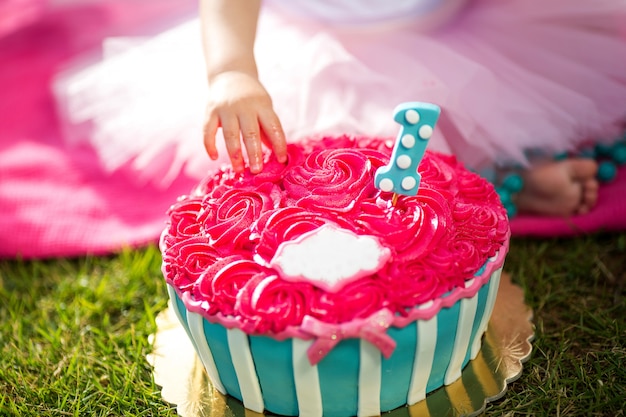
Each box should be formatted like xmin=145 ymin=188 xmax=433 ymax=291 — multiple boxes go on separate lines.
xmin=1 ymin=234 xmax=624 ymax=416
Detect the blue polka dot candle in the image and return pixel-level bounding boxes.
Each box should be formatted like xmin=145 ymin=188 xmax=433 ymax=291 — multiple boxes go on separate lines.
xmin=375 ymin=102 xmax=441 ymax=199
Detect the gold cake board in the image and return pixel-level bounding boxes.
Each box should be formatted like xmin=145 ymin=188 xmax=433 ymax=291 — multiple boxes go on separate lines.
xmin=147 ymin=273 xmax=534 ymax=417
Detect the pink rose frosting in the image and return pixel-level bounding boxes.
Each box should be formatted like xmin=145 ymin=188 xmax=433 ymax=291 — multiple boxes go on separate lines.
xmin=194 ymin=257 xmax=268 ymax=316
xmin=418 ymin=151 xmax=457 ymax=193
xmin=237 ymin=274 xmax=320 ymax=334
xmin=161 ymin=136 xmax=509 ymax=341
xmin=283 ymin=148 xmax=375 ymax=213
xmin=198 ymin=187 xmax=279 ymax=251
xmin=162 ymin=236 xmax=220 ymax=292
xmin=161 ymin=196 xmax=204 ymax=248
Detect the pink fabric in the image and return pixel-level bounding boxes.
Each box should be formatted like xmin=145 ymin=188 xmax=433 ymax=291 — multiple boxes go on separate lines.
xmin=1 ymin=0 xmax=625 ymax=259
xmin=0 ymin=1 xmax=199 ymax=258
xmin=0 ymin=0 xmax=46 ymax=38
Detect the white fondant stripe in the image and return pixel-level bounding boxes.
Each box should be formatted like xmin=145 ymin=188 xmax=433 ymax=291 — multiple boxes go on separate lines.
xmin=358 ymin=340 xmax=382 ymax=417
xmin=470 ymin=267 xmax=502 ymax=359
xmin=407 ymin=315 xmax=437 ymax=404
xmin=481 ymin=267 xmax=502 ymax=332
xmin=292 ymin=339 xmax=323 ymax=417
xmin=444 ymin=293 xmax=478 ymax=385
xmin=226 ymin=328 xmax=265 ymax=413
xmin=186 ymin=312 xmax=227 ymax=394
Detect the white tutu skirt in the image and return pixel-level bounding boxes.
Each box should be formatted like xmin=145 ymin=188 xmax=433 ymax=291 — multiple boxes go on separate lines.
xmin=54 ymin=0 xmax=626 ymax=185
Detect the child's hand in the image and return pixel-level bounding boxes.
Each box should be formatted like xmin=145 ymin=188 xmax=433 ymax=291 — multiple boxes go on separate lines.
xmin=203 ymin=71 xmax=287 ymax=174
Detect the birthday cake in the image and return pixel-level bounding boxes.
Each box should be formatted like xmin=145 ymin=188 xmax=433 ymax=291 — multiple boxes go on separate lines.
xmin=160 ymin=103 xmax=510 ymax=417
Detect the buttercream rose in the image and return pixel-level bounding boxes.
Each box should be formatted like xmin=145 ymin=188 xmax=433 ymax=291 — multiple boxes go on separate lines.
xmin=199 ymin=187 xmax=277 ymax=251
xmin=423 ymin=231 xmax=489 ymax=294
xmin=250 ymin=145 xmax=308 ymax=187
xmin=283 ymin=148 xmax=375 ymax=213
xmin=193 ymin=144 xmax=309 ymax=200
xmin=354 ymin=198 xmax=427 ymax=260
xmin=236 ymin=274 xmax=319 ymax=334
xmin=418 ymin=152 xmax=458 ymax=194
xmin=379 ymin=259 xmax=441 ymax=311
xmin=325 ymin=277 xmax=390 ymax=323
xmin=454 ymin=203 xmax=508 ymax=258
xmin=360 ymin=149 xmax=390 ymax=173
xmin=354 ymin=186 xmax=452 ymax=263
xmin=164 ymin=196 xmax=203 ymax=242
xmin=194 ymin=258 xmax=270 ymax=317
xmin=447 ymin=239 xmax=485 ymax=282
xmin=455 ymin=168 xmax=500 ymax=205
xmin=162 ymin=236 xmax=220 ymax=291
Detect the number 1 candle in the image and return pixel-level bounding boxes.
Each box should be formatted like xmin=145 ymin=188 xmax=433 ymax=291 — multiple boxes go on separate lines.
xmin=375 ymin=102 xmax=441 ymax=198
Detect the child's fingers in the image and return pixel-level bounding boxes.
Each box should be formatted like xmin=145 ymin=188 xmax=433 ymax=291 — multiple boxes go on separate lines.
xmin=220 ymin=114 xmax=245 ymax=173
xmin=258 ymin=109 xmax=287 ymax=163
xmin=202 ymin=113 xmax=220 ymax=160
xmin=238 ymin=113 xmax=264 ymax=174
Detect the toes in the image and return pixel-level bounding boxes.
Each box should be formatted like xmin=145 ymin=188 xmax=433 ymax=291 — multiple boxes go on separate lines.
xmin=582 ymin=179 xmax=599 ymax=211
xmin=566 ymin=160 xmax=599 ymax=215
xmin=572 ymin=178 xmax=599 ymax=215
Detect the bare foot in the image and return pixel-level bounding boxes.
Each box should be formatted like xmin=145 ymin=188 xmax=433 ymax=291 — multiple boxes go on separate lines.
xmin=515 ymin=159 xmax=599 ymax=217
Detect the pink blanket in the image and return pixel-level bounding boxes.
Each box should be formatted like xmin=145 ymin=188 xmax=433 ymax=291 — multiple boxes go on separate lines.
xmin=1 ymin=2 xmax=625 ymax=259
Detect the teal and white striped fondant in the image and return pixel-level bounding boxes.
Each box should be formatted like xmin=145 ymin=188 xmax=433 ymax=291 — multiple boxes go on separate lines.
xmin=166 ymin=262 xmax=503 ymax=417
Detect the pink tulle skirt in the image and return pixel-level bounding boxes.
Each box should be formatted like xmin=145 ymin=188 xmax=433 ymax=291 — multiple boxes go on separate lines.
xmin=54 ymin=0 xmax=626 ymax=184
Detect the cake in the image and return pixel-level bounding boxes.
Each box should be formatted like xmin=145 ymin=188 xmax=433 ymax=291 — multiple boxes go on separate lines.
xmin=159 ymin=104 xmax=509 ymax=417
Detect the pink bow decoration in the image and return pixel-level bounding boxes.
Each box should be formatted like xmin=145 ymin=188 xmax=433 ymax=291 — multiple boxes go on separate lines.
xmin=301 ymin=308 xmax=397 ymax=365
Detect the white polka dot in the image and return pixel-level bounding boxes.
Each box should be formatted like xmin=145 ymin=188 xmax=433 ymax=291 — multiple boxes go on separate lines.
xmin=396 ymin=155 xmax=412 ymax=169
xmin=419 ymin=125 xmax=433 ymax=139
xmin=405 ymin=110 xmax=420 ymax=125
xmin=401 ymin=134 xmax=415 ymax=148
xmin=401 ymin=176 xmax=417 ymax=190
xmin=378 ymin=178 xmax=394 ymax=192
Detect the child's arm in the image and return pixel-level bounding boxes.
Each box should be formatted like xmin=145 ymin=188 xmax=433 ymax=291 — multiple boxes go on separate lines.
xmin=200 ymin=0 xmax=287 ymax=173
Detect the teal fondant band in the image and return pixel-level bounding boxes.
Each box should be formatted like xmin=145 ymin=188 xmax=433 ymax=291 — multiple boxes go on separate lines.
xmin=249 ymin=336 xmax=298 ymax=415
xmin=381 ymin=322 xmax=417 ymax=411
xmin=203 ymin=319 xmax=242 ymax=401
